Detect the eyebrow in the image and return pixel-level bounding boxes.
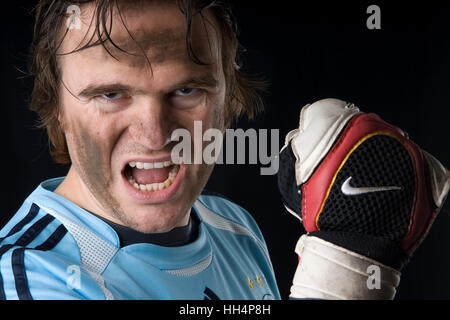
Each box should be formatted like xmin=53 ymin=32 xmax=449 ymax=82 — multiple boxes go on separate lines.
xmin=77 ymin=74 xmax=219 ymax=98
xmin=78 ymin=83 xmax=134 ymax=98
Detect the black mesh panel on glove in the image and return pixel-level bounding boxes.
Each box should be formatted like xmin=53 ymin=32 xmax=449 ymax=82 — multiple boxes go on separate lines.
xmin=315 ymin=135 xmax=415 ymax=270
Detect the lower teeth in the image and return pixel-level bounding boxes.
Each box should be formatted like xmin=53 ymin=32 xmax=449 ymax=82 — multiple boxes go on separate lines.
xmin=128 ymin=165 xmax=179 ymax=191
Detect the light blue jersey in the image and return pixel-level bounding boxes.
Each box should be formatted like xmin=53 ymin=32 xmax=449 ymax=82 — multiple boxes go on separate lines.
xmin=0 ymin=178 xmax=280 ymax=300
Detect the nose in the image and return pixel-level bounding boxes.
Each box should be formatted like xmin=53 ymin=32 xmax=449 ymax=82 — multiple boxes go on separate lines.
xmin=128 ymin=98 xmax=174 ymax=151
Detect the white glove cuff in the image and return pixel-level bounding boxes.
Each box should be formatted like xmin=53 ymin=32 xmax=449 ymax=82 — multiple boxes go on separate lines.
xmin=290 ymin=235 xmax=401 ymax=300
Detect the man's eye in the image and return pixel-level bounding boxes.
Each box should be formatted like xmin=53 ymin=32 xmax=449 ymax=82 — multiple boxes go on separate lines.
xmin=174 ymin=88 xmax=199 ymax=96
xmin=100 ymin=92 xmax=124 ymax=100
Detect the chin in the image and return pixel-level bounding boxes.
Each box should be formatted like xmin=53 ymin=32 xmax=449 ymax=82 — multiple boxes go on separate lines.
xmin=118 ymin=199 xmax=192 ymax=234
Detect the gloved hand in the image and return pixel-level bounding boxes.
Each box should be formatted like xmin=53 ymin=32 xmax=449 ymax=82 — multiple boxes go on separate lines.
xmin=278 ymin=98 xmax=450 ymax=299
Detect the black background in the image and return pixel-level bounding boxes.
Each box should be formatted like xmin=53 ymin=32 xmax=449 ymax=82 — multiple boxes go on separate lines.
xmin=2 ymin=1 xmax=450 ymax=299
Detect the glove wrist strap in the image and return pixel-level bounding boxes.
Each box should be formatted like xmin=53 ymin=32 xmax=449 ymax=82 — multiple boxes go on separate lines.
xmin=290 ymin=235 xmax=401 ymax=300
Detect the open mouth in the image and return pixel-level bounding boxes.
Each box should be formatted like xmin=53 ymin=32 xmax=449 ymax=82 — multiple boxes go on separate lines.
xmin=123 ymin=160 xmax=181 ymax=192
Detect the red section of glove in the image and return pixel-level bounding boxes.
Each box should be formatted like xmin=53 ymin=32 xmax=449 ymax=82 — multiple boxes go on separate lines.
xmin=399 ymin=140 xmax=436 ymax=252
xmin=300 ymin=112 xmax=436 ymax=253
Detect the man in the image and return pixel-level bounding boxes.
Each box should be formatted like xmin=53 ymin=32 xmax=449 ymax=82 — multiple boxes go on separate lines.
xmin=0 ymin=0 xmax=448 ymax=300
xmin=0 ymin=0 xmax=279 ymax=300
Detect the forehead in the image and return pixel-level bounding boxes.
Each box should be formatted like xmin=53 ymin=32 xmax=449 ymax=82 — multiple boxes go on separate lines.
xmin=60 ymin=1 xmax=221 ymax=70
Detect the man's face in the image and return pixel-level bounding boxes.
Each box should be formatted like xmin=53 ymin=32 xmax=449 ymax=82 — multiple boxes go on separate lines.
xmin=58 ymin=2 xmax=226 ymax=233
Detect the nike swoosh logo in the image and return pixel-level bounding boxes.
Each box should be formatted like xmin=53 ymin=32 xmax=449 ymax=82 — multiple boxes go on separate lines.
xmin=341 ymin=176 xmax=402 ymax=196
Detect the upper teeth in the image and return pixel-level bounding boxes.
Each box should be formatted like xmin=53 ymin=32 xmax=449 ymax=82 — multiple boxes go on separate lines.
xmin=129 ymin=160 xmax=173 ymax=169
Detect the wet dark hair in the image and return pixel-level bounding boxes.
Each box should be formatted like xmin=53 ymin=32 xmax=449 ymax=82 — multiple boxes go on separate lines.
xmin=29 ymin=0 xmax=266 ymax=164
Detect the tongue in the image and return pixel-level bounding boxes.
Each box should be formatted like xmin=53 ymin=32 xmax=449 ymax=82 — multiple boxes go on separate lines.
xmin=132 ymin=167 xmax=171 ymax=185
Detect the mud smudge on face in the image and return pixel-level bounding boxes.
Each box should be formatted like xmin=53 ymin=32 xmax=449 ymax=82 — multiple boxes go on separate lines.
xmin=70 ymin=122 xmax=127 ymax=223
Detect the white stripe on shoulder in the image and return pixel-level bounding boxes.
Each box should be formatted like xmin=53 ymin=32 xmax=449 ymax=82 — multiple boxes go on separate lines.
xmin=34 ymin=203 xmax=117 ymax=300
xmin=163 ymin=255 xmax=213 ymax=277
xmin=194 ymin=200 xmax=270 ymax=262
